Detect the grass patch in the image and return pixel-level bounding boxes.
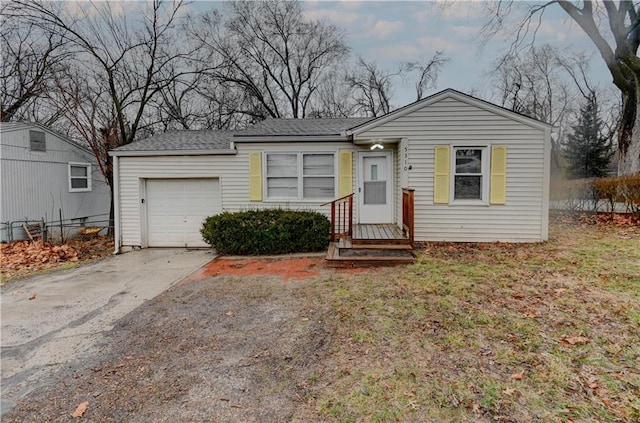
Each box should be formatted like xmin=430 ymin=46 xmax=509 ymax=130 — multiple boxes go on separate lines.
xmin=309 ymin=219 xmax=640 ymax=422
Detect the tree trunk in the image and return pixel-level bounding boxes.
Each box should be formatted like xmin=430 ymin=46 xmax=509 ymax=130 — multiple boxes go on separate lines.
xmin=617 ymin=76 xmax=640 ymax=175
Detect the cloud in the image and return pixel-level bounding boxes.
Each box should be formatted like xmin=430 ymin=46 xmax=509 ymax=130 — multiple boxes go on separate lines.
xmin=415 ymin=1 xmax=485 ymax=22
xmin=303 ymin=8 xmax=374 ymax=27
xmin=372 ymin=20 xmax=405 ymax=38
xmin=368 ymin=44 xmax=421 ymax=61
xmin=339 ymin=1 xmax=367 ymax=10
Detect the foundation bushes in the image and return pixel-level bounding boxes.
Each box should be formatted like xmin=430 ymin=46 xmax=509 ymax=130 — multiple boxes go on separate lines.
xmin=201 ymin=209 xmax=330 ymax=255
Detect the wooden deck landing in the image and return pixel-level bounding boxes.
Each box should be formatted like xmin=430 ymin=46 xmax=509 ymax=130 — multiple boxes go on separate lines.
xmin=326 ymin=223 xmax=414 ymax=267
xmin=353 ymin=224 xmax=406 ymax=241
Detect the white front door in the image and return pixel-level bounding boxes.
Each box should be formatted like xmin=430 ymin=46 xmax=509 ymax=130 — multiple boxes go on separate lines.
xmin=358 ymin=151 xmax=393 ymax=223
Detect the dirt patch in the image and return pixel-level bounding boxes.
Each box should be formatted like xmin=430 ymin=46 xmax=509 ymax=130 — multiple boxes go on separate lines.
xmin=180 ymin=256 xmax=328 ymax=284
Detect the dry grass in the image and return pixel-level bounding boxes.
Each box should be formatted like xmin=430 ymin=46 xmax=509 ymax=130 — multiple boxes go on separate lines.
xmin=308 ymin=219 xmax=640 ymax=422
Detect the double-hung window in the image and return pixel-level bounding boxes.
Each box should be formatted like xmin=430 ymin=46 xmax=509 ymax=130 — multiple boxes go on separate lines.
xmin=266 ymin=152 xmax=335 ymax=200
xmin=452 ymin=147 xmax=488 ymax=202
xmin=68 ymin=162 xmax=92 ymax=192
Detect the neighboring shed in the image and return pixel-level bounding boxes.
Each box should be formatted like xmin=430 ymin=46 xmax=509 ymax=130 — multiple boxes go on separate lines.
xmin=110 ymin=89 xmax=551 ymax=252
xmin=0 ymin=122 xmax=111 ymax=242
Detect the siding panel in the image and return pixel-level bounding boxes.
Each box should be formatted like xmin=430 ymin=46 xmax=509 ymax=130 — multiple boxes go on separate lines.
xmin=117 ymin=142 xmax=356 ymax=247
xmin=356 ymin=96 xmax=548 ymax=242
xmin=1 ymin=125 xmax=111 ymax=241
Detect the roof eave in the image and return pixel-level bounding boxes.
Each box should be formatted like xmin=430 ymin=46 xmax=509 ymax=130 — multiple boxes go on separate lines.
xmin=232 ymin=134 xmax=347 ymax=142
xmin=109 ymin=149 xmax=237 ymax=157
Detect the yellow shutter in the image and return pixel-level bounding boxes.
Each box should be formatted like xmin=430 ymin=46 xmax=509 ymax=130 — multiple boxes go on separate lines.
xmin=433 ymin=145 xmax=450 ymax=204
xmin=339 ymin=151 xmax=353 ymax=197
xmin=490 ymin=146 xmax=507 ymax=204
xmin=249 ymin=152 xmax=262 ymax=201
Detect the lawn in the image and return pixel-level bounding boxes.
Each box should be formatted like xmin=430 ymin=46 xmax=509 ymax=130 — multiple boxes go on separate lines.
xmin=2 ymin=216 xmax=638 ymax=422
xmin=309 ymin=217 xmax=639 ymax=422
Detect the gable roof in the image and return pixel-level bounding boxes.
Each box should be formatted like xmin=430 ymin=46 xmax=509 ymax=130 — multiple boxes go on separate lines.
xmin=0 ymin=121 xmax=93 ymax=154
xmin=346 ymin=88 xmax=552 ymax=136
xmin=234 ymin=117 xmax=372 ymax=138
xmin=111 ymin=89 xmax=552 ymax=155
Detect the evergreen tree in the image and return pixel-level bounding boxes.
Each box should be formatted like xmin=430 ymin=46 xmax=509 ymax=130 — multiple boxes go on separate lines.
xmin=563 ymin=95 xmax=614 ymax=179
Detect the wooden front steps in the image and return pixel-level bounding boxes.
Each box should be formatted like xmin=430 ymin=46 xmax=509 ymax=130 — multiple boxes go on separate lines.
xmin=325 ymin=224 xmax=415 ymax=267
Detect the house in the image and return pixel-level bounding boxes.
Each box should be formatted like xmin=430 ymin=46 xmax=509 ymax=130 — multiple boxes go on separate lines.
xmin=0 ymin=122 xmax=111 ymax=242
xmin=109 ymin=89 xmax=551 ymax=259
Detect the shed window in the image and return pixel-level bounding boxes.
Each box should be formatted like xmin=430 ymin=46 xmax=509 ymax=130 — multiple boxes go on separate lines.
xmin=266 ymin=152 xmax=335 ymax=200
xmin=452 ymin=147 xmax=488 ymax=202
xmin=29 ymin=130 xmax=46 ymax=151
xmin=68 ymin=163 xmax=92 ymax=192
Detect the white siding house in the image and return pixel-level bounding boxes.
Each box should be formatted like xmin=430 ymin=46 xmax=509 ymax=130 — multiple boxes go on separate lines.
xmin=110 ymin=89 xmax=551 ymax=251
xmin=0 ymin=122 xmax=111 ymax=242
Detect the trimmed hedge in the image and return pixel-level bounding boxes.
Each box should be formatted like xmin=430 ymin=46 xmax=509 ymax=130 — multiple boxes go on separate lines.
xmin=550 ymin=174 xmax=640 ymax=214
xmin=201 ymin=209 xmax=330 ymax=255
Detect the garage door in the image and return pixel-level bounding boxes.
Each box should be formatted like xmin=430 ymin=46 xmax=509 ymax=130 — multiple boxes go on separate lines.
xmin=146 ymin=178 xmax=221 ymax=247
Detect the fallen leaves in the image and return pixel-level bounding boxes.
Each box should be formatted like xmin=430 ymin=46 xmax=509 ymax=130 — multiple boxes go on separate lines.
xmin=510 ymin=371 xmax=524 ymax=380
xmin=71 ymin=401 xmax=88 ymax=418
xmin=1 ymin=240 xmax=78 ymax=276
xmin=0 ymin=236 xmax=114 ymax=282
xmin=559 ymin=335 xmax=590 ymax=346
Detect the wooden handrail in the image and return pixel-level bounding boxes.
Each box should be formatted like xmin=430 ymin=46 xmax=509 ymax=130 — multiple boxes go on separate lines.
xmin=323 ymin=193 xmax=354 ymax=242
xmin=402 ymin=188 xmax=415 ymax=247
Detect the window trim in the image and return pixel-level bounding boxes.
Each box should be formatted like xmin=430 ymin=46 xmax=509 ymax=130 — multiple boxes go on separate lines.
xmin=264 ymin=151 xmax=337 ymax=201
xmin=68 ymin=162 xmax=92 ymax=192
xmin=449 ymin=145 xmax=490 ymax=205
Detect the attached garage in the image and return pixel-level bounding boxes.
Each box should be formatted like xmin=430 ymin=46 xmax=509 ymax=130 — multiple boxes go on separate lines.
xmin=144 ymin=178 xmax=221 ymax=247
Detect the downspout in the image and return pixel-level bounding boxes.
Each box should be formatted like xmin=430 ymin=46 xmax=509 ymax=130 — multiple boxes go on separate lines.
xmin=112 ymin=154 xmax=121 ymax=254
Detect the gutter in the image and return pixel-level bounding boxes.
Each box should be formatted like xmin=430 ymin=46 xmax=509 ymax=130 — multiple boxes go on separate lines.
xmin=112 ymin=155 xmax=121 ymax=255
xmin=109 ymin=149 xmax=237 ymax=157
xmin=232 ymin=135 xmax=345 ymax=143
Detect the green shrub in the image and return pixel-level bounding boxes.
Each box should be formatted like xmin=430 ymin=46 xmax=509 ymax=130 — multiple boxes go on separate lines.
xmin=201 ymin=209 xmax=330 ymax=255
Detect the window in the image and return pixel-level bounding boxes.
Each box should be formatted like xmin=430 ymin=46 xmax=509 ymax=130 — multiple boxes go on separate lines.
xmin=29 ymin=130 xmax=46 ymax=151
xmin=68 ymin=163 xmax=92 ymax=192
xmin=452 ymin=147 xmax=488 ymax=202
xmin=266 ymin=152 xmax=335 ymax=200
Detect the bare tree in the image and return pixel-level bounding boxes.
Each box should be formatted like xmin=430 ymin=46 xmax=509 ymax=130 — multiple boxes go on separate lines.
xmin=346 ymin=57 xmax=399 ymax=117
xmin=190 ymin=0 xmax=349 ymax=119
xmin=5 ymin=0 xmax=198 ymax=231
xmin=482 ymin=0 xmax=640 ymax=175
xmin=405 ymin=51 xmax=449 ymax=101
xmin=307 ymin=68 xmax=357 ymax=118
xmin=491 ymin=45 xmax=576 ymax=174
xmin=0 ymin=7 xmax=71 ymax=122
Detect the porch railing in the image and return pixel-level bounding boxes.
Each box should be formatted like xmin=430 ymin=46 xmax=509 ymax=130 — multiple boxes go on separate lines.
xmin=321 ymin=193 xmax=354 ymax=242
xmin=402 ymin=188 xmax=415 ymax=246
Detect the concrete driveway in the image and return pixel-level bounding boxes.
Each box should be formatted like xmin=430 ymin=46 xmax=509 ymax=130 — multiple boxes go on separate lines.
xmin=1 ymin=248 xmax=214 ymax=414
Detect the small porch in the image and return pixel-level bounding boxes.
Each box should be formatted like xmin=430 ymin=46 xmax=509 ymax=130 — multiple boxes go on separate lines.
xmin=323 ymin=189 xmax=416 ymax=267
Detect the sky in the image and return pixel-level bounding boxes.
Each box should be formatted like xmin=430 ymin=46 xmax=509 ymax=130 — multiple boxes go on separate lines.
xmin=294 ymin=0 xmax=612 ymax=106
xmin=65 ymin=0 xmax=615 ymax=109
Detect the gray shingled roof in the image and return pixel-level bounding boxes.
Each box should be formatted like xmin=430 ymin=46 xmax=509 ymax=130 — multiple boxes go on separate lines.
xmin=114 ymin=130 xmax=234 ymax=151
xmin=113 ymin=117 xmax=375 ymax=152
xmin=234 ymin=117 xmax=373 ymax=137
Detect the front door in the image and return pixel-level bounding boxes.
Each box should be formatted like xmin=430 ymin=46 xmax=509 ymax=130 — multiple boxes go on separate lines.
xmin=358 ymin=151 xmax=393 ymax=223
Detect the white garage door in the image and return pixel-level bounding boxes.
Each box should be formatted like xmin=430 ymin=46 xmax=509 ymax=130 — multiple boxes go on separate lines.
xmin=146 ymin=178 xmax=221 ymax=247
